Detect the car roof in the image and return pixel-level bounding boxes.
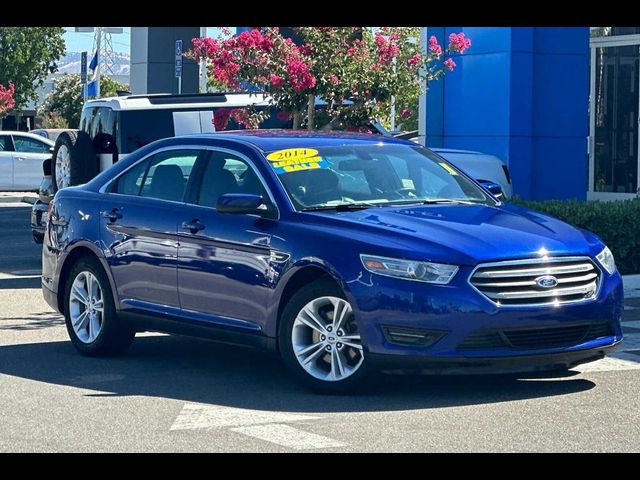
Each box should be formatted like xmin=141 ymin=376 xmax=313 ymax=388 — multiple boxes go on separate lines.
xmin=0 ymin=131 xmax=55 ymax=145
xmin=181 ymin=129 xmax=415 ymax=152
xmin=83 ymin=92 xmax=274 ymax=111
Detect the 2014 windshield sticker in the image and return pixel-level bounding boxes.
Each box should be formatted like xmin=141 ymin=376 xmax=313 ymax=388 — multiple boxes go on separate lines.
xmin=266 ymin=148 xmax=330 ymax=174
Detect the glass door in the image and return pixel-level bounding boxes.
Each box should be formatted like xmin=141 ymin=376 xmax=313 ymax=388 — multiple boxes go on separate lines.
xmin=589 ymin=39 xmax=640 ymax=199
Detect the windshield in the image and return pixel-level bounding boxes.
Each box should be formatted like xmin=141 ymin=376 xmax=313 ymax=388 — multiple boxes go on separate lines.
xmin=265 ymin=144 xmax=493 ymax=211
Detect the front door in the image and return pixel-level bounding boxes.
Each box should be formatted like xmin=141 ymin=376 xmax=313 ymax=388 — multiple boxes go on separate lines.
xmin=177 ymin=149 xmax=276 ymax=332
xmin=100 ymin=148 xmax=203 ymax=315
xmin=11 ymin=135 xmax=51 ymax=190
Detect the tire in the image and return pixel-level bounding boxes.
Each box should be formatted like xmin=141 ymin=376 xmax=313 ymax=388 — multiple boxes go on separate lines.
xmin=52 ymin=130 xmax=97 ymax=192
xmin=279 ymin=278 xmax=370 ymax=394
xmin=63 ymin=256 xmax=135 ymax=357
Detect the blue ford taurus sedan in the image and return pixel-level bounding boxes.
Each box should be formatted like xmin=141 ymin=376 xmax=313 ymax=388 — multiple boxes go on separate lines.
xmin=42 ymin=131 xmax=624 ymax=392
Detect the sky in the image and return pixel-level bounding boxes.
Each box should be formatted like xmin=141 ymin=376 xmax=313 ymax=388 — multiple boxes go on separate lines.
xmin=63 ymin=27 xmax=228 ymax=55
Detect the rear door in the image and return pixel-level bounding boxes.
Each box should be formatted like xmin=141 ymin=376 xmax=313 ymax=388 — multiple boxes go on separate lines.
xmin=11 ymin=135 xmax=51 ymax=190
xmin=99 ymin=147 xmax=206 ymax=316
xmin=0 ymin=135 xmax=13 ymax=189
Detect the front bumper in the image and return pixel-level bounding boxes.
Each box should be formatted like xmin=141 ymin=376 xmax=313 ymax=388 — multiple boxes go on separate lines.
xmin=349 ymin=265 xmax=624 ymax=368
xmin=368 ymin=342 xmax=620 ymax=374
xmin=31 ymin=175 xmax=53 ymax=242
xmin=31 ymin=199 xmax=48 ymax=238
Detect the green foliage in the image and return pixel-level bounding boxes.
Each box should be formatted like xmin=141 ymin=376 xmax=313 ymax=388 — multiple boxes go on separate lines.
xmin=39 ymin=74 xmax=129 ymax=128
xmin=0 ymin=27 xmax=66 ymax=110
xmin=41 ymin=112 xmax=68 ymax=129
xmin=510 ymin=198 xmax=640 ymax=274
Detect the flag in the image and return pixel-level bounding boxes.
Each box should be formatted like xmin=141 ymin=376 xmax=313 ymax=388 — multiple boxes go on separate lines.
xmin=89 ymin=51 xmax=98 ymax=71
xmin=87 ymin=80 xmax=97 ymax=98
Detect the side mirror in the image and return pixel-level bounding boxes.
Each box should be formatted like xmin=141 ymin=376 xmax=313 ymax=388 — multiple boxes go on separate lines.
xmin=478 ymin=180 xmax=504 ymax=200
xmin=216 ymin=193 xmax=276 ymax=218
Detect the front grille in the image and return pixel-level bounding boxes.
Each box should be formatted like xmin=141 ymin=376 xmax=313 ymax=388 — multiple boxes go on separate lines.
xmin=458 ymin=321 xmax=614 ymax=351
xmin=469 ymin=256 xmax=600 ymax=306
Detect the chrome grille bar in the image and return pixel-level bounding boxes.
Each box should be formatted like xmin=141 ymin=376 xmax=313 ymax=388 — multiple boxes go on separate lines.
xmin=469 ymin=256 xmax=601 ymax=307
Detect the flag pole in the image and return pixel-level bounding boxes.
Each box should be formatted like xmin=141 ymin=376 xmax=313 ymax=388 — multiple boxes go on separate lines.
xmin=95 ymin=27 xmax=102 ymax=98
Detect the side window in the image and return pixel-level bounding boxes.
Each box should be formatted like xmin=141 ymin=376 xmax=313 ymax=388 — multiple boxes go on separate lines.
xmin=0 ymin=136 xmax=9 ymax=151
xmin=80 ymin=107 xmax=97 ymax=135
xmin=197 ymin=152 xmax=266 ymax=208
xmin=111 ymin=160 xmax=149 ymax=196
xmin=13 ymin=136 xmax=50 ymax=153
xmin=111 ymin=150 xmax=201 ymax=200
xmin=92 ymin=107 xmax=117 ymax=154
xmin=140 ymin=150 xmax=200 ymax=202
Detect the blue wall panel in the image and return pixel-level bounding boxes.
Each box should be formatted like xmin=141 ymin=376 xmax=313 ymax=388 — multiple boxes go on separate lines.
xmin=427 ymin=26 xmax=590 ymax=201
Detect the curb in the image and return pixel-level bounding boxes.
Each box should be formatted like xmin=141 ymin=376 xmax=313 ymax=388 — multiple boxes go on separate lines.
xmin=0 ymin=194 xmax=37 ymax=205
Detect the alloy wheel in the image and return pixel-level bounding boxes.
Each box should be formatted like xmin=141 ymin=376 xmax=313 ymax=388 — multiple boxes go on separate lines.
xmin=55 ymin=144 xmax=71 ymax=190
xmin=69 ymin=271 xmax=104 ymax=343
xmin=291 ymin=296 xmax=364 ymax=382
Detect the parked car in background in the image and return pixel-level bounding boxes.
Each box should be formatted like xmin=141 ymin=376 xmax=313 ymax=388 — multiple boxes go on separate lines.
xmin=0 ymin=131 xmax=54 ymax=191
xmin=393 ymin=130 xmax=512 ymax=199
xmin=42 ymin=131 xmax=623 ymax=393
xmin=30 ymin=129 xmax=67 ymax=144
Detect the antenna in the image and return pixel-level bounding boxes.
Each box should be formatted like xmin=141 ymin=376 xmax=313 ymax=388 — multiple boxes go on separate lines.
xmin=74 ymin=27 xmax=124 ymax=97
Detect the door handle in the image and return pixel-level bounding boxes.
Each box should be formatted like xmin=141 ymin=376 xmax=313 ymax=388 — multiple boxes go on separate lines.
xmin=181 ymin=219 xmax=206 ymax=233
xmin=101 ymin=208 xmax=123 ymax=222
xmin=15 ymin=156 xmax=26 ymax=161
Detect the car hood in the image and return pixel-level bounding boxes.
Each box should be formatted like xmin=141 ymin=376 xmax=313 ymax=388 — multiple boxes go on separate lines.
xmin=308 ymin=203 xmax=603 ymax=266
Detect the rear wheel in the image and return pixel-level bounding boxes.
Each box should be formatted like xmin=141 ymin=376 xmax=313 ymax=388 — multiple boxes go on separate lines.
xmin=279 ymin=278 xmax=369 ymax=393
xmin=52 ymin=130 xmax=96 ymax=192
xmin=63 ymin=256 xmax=134 ymax=356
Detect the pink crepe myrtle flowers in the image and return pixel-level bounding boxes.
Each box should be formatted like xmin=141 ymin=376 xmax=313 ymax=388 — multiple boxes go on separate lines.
xmin=0 ymin=83 xmax=16 ymax=117
xmin=448 ymin=32 xmax=471 ymax=54
xmin=429 ymin=36 xmax=442 ymax=57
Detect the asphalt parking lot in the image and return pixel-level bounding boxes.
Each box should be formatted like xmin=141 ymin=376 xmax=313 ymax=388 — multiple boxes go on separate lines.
xmin=1 ymin=201 xmax=639 ymax=452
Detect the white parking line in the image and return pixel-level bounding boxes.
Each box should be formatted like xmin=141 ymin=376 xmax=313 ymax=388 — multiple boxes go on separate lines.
xmin=577 ymin=352 xmax=640 ymax=372
xmin=230 ymin=423 xmax=346 ymax=450
xmin=170 ymin=403 xmax=346 ymax=450
xmin=170 ymin=403 xmax=320 ymax=430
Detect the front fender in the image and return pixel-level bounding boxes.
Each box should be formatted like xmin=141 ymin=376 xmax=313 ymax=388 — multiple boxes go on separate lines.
xmin=265 ymin=256 xmax=357 ymax=338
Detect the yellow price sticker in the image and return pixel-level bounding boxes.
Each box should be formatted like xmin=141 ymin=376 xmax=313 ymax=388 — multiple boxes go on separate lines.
xmin=266 ymin=148 xmax=319 ymax=162
xmin=439 ymin=162 xmax=458 ymax=176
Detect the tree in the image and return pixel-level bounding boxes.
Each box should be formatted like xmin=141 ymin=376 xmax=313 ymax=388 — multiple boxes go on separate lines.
xmin=39 ymin=74 xmax=130 ymax=128
xmin=0 ymin=83 xmax=15 ymax=119
xmin=189 ymin=27 xmax=471 ymax=130
xmin=0 ymin=27 xmax=66 ymax=110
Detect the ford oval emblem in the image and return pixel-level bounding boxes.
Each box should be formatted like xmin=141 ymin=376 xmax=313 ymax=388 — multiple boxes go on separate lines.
xmin=536 ymin=275 xmax=558 ymax=289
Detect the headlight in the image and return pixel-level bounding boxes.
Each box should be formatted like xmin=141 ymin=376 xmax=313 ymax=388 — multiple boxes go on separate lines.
xmin=596 ymin=246 xmax=616 ymax=274
xmin=360 ymin=254 xmax=459 ymax=284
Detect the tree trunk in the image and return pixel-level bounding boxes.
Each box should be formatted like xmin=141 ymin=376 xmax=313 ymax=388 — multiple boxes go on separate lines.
xmin=292 ymin=111 xmax=301 ymax=130
xmin=307 ymin=94 xmax=315 ymax=130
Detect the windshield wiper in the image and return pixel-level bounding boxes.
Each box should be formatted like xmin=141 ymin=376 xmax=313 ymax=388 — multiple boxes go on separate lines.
xmin=302 ymin=202 xmax=382 ymax=212
xmin=389 ymin=199 xmax=480 ymax=206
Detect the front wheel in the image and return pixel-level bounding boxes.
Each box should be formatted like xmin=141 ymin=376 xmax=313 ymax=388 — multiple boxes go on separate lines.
xmin=279 ymin=278 xmax=369 ymax=393
xmin=63 ymin=256 xmax=135 ymax=356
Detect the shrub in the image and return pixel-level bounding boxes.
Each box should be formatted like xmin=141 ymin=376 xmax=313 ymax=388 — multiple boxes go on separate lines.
xmin=509 ymin=198 xmax=640 ymax=275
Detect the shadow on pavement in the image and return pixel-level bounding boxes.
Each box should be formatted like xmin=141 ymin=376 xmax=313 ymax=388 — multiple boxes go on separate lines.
xmin=0 ymin=334 xmax=596 ymax=412
xmin=0 ymin=311 xmax=64 ymax=331
xmin=0 ymin=276 xmax=42 ymax=289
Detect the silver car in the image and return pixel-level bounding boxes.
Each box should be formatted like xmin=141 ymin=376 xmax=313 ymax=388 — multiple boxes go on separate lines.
xmin=0 ymin=131 xmax=55 ymax=191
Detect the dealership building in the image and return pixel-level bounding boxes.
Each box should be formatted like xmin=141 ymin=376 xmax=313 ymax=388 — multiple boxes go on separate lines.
xmin=101 ymin=26 xmax=640 ymax=202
